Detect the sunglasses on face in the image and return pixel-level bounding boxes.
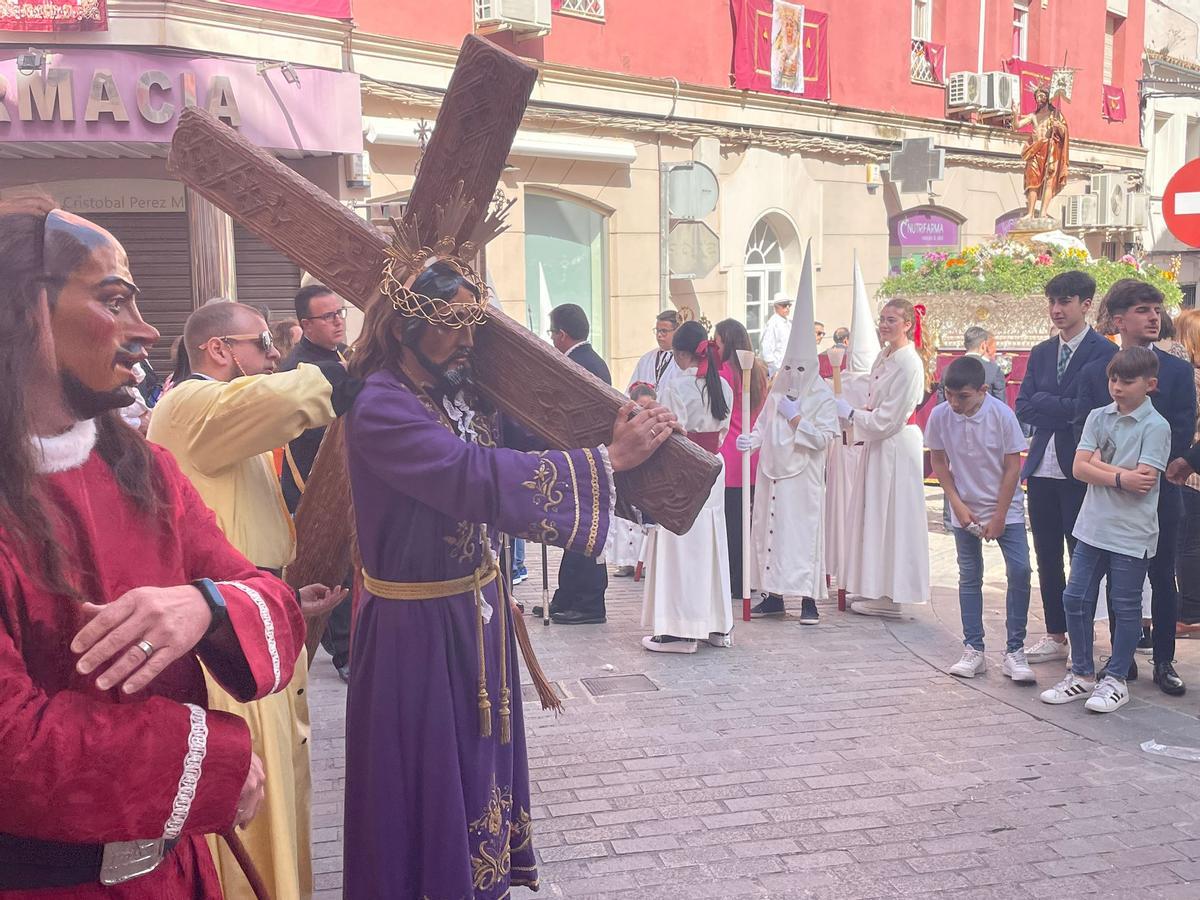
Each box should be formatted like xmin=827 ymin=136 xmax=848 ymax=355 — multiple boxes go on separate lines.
xmin=304 ymin=307 xmax=349 ymax=324
xmin=211 ymin=330 xmax=274 ymax=354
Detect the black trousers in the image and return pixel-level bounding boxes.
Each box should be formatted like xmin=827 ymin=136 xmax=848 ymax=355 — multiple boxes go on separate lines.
xmin=725 ymin=486 xmax=755 ymax=598
xmin=1179 ymin=486 xmax=1200 ymax=624
xmin=1027 ymin=475 xmax=1086 ymax=635
xmin=320 ymin=592 xmax=353 ymax=669
xmin=551 ymin=550 xmax=608 ymax=618
xmin=1104 ymin=484 xmax=1182 ymax=664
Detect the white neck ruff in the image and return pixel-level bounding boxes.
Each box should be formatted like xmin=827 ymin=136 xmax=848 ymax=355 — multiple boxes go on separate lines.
xmin=31 ymin=418 xmax=98 ymax=474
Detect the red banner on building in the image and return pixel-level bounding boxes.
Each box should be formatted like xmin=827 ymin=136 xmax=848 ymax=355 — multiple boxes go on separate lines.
xmin=1003 ymin=58 xmax=1054 ymax=117
xmin=923 ymin=41 xmax=946 ymax=84
xmin=1 ymin=0 xmax=107 ymax=31
xmin=732 ymin=0 xmax=830 ymax=101
xmin=220 ymin=0 xmax=350 ymax=18
xmin=1102 ymin=84 xmax=1126 ymax=122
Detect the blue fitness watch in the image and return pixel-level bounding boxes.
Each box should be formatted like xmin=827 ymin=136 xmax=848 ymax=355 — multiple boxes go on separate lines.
xmin=192 ymin=578 xmax=229 ymax=637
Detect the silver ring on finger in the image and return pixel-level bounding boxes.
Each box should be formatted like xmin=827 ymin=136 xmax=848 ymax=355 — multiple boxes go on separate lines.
xmin=136 ymin=639 xmax=155 ymax=657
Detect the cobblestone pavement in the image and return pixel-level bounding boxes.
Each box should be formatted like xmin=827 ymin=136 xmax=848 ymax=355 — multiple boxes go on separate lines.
xmin=309 ymin=491 xmax=1200 ymax=898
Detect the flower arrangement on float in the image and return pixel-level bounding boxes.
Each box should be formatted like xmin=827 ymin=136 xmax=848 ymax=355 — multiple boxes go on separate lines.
xmin=881 ymin=240 xmax=1183 ymax=308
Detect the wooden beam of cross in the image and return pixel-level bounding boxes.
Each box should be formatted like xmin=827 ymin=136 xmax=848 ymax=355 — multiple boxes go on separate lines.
xmin=167 ymin=37 xmax=720 ymax=658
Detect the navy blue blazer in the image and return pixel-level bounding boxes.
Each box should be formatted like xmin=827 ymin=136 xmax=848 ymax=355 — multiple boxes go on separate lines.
xmin=1074 ymin=345 xmax=1197 ymax=465
xmin=567 ymin=341 xmax=611 ymax=387
xmin=1015 ymin=329 xmax=1117 ymax=479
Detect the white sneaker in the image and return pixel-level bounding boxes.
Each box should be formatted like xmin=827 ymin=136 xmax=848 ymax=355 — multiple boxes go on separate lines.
xmin=641 ymin=635 xmax=697 ymax=654
xmin=849 ymin=598 xmax=902 ymax=619
xmin=1025 ymin=636 xmax=1069 ymax=663
xmin=949 ymin=648 xmax=986 ymax=678
xmin=707 ymin=631 xmax=733 ymax=649
xmin=1084 ymin=675 xmax=1129 ymax=713
xmin=1002 ymin=649 xmax=1037 ymax=683
xmin=1040 ymin=673 xmax=1095 ymax=704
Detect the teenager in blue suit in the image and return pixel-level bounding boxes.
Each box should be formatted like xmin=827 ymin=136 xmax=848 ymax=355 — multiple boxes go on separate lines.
xmin=1073 ymin=279 xmax=1196 ymax=696
xmin=1016 ymin=272 xmax=1116 ymax=666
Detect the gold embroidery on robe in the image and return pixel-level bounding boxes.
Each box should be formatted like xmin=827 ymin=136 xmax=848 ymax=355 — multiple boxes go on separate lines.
xmin=469 ymin=779 xmax=514 ymax=893
xmin=521 ymin=455 xmax=564 ymax=513
xmin=444 ymin=521 xmax=478 ymax=564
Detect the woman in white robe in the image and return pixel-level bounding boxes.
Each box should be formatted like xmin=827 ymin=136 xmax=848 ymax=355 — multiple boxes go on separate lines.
xmin=739 ymin=369 xmax=839 ymax=622
xmin=641 ymin=321 xmax=735 ymax=653
xmin=840 ymin=299 xmax=931 ymax=617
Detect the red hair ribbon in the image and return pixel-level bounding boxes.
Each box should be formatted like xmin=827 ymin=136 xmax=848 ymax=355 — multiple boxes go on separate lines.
xmin=695 ymin=339 xmax=716 ymax=375
xmin=913 ymin=304 xmax=927 ymax=348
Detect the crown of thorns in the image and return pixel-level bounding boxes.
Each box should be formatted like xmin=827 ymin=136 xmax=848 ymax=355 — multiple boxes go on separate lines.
xmin=377 ymin=181 xmax=513 ymax=329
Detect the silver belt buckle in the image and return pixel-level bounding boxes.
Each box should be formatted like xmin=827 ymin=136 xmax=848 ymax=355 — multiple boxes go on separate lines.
xmin=99 ymin=838 xmax=165 ymax=885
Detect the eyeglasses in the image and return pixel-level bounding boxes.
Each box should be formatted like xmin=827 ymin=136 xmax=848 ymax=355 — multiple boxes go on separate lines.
xmin=303 ymin=307 xmax=349 ymax=324
xmin=654 ymin=327 xmax=676 ymax=336
xmin=210 ymin=330 xmax=274 ymax=354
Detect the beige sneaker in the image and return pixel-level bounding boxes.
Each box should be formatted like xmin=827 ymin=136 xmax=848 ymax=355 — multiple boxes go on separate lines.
xmin=849 ymin=598 xmax=902 ymax=619
xmin=949 ymin=648 xmax=986 ymax=678
xmin=1025 ymin=635 xmax=1069 ymax=663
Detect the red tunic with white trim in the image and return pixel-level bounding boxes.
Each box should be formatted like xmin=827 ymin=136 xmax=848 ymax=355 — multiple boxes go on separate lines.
xmin=0 ymin=436 xmax=304 ymax=899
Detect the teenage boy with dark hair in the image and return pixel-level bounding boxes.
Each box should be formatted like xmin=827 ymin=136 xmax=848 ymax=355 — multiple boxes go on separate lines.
xmin=1016 ymin=271 xmax=1117 ymax=665
xmin=1043 ymin=348 xmax=1171 ymax=712
xmin=1074 ymin=279 xmax=1197 ymax=695
xmin=927 ymin=357 xmax=1033 ymax=681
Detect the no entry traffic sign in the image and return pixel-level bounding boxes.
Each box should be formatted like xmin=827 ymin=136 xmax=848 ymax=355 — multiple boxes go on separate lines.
xmin=1164 ymin=158 xmax=1200 ymax=247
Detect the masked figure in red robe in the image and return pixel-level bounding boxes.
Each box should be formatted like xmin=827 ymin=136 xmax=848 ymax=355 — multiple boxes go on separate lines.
xmin=0 ymin=198 xmax=304 ymax=898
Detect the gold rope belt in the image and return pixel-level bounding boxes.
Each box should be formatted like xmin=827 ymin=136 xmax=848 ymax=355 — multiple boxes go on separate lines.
xmin=362 ymin=565 xmax=496 ymax=600
xmin=361 ymin=560 xmax=510 ymax=743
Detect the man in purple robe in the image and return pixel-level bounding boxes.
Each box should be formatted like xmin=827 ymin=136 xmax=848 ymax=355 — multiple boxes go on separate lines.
xmin=342 ymin=261 xmax=675 ymax=899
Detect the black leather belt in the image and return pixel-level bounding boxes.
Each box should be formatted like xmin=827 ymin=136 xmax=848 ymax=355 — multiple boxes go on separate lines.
xmin=0 ymin=834 xmax=177 ymax=890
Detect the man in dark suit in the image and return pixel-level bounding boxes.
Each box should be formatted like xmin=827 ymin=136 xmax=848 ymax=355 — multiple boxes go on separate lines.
xmin=544 ymin=303 xmax=611 ymax=624
xmin=1074 ymin=279 xmax=1196 ymax=695
xmin=280 ymin=282 xmax=353 ymax=680
xmin=1016 ymin=271 xmax=1117 ymax=667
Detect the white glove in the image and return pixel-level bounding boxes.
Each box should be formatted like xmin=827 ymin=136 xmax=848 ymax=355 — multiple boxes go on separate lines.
xmin=836 ymin=398 xmax=854 ymax=421
xmin=777 ymin=396 xmax=802 ymax=422
xmin=735 ymin=433 xmax=761 ymax=453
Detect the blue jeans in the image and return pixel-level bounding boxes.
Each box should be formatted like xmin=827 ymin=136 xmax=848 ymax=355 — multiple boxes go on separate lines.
xmin=1063 ymin=540 xmax=1147 ymax=680
xmin=952 ymin=523 xmax=1031 ymax=653
xmin=511 ymin=538 xmax=527 ymax=577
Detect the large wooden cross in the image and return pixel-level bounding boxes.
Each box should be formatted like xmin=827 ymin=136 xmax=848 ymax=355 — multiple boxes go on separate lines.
xmin=167 ymin=37 xmax=720 ymax=652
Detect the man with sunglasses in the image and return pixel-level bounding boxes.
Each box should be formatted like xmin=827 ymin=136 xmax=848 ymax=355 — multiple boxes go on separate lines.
xmin=147 ymin=300 xmax=358 ymax=900
xmin=280 ymin=285 xmax=354 ymax=681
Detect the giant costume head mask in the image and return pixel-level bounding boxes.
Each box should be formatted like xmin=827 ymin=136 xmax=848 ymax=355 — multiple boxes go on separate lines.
xmin=44 ymin=210 xmax=159 ymax=419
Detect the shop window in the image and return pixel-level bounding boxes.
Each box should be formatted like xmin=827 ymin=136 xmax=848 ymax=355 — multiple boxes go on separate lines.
xmin=744 ymin=219 xmax=786 ymax=351
xmin=524 ymin=193 xmax=608 ymax=355
xmin=1012 ymin=1 xmax=1029 ymax=61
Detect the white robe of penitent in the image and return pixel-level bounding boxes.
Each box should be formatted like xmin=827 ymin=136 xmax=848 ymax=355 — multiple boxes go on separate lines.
xmin=823 ymin=373 xmax=871 ymax=588
xmin=842 ymin=343 xmax=930 ymax=605
xmin=642 ymin=369 xmax=734 ymax=639
xmin=748 ymin=382 xmax=839 ymax=599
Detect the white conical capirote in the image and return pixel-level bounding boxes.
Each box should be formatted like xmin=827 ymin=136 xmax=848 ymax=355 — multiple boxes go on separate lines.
xmin=537 ymin=263 xmax=553 ymax=342
xmin=774 ymin=239 xmax=819 ymax=396
xmin=849 ymin=252 xmax=881 ymax=373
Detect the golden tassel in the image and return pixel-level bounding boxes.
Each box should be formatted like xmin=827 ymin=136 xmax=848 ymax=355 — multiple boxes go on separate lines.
xmin=497 ymin=548 xmax=512 ymax=745
xmin=474 ymin=571 xmax=492 ymax=738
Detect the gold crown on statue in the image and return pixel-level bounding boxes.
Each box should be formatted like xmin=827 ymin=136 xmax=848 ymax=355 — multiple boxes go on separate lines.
xmin=380 ymin=181 xmax=515 ymax=329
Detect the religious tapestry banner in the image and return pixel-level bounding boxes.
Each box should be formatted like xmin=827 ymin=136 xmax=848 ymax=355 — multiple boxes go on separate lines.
xmin=0 ymin=0 xmax=106 ymax=31
xmin=732 ymin=0 xmax=830 ymax=101
xmin=770 ymin=1 xmax=805 ymax=94
xmin=1102 ymin=84 xmax=1126 ymax=122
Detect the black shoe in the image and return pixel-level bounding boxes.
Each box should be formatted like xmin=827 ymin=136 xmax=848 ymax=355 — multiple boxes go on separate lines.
xmin=750 ymin=593 xmax=785 ymax=618
xmin=1137 ymin=626 xmax=1153 ymax=654
xmin=335 ymin=663 xmax=350 ymax=684
xmin=799 ymin=597 xmax=819 ymax=625
xmin=1154 ymin=661 xmax=1186 ymax=696
xmin=551 ymin=610 xmax=607 ymax=625
xmin=1099 ymin=656 xmax=1138 ymax=682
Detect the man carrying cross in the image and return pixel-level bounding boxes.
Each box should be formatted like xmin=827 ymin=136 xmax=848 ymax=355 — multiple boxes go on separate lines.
xmin=341 ymin=261 xmax=673 ymax=897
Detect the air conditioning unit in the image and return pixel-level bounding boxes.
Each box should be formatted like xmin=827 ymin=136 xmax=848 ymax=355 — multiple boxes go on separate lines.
xmin=1091 ymin=173 xmax=1128 ymax=227
xmin=1064 ymin=194 xmax=1097 ymax=229
xmin=946 ymin=71 xmax=983 ymax=109
xmin=980 ymin=72 xmax=1020 ymax=117
xmin=474 ymin=0 xmax=552 ymax=37
xmin=1126 ymin=191 xmax=1148 ymax=229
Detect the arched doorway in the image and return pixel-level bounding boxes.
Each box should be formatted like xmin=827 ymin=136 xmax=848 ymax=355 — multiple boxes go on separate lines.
xmin=743 ymin=218 xmax=787 ymax=350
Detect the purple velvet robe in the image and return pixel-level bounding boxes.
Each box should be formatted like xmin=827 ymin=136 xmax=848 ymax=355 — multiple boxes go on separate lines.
xmin=343 ymin=369 xmax=614 ymax=899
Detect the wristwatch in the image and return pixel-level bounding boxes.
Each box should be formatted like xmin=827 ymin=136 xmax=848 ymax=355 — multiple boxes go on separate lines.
xmin=192 ymin=578 xmax=229 ymax=637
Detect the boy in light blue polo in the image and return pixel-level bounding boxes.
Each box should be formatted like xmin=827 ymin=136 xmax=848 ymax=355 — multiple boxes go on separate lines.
xmin=1041 ymin=347 xmax=1171 ymax=713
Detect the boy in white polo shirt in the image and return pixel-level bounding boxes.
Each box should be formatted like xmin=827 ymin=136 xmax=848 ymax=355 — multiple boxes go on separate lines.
xmin=1041 ymin=347 xmax=1171 ymax=713
xmin=926 ymin=356 xmax=1034 ymax=681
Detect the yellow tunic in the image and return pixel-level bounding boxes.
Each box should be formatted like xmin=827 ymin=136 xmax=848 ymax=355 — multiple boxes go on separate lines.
xmin=148 ymin=366 xmax=337 ymax=900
